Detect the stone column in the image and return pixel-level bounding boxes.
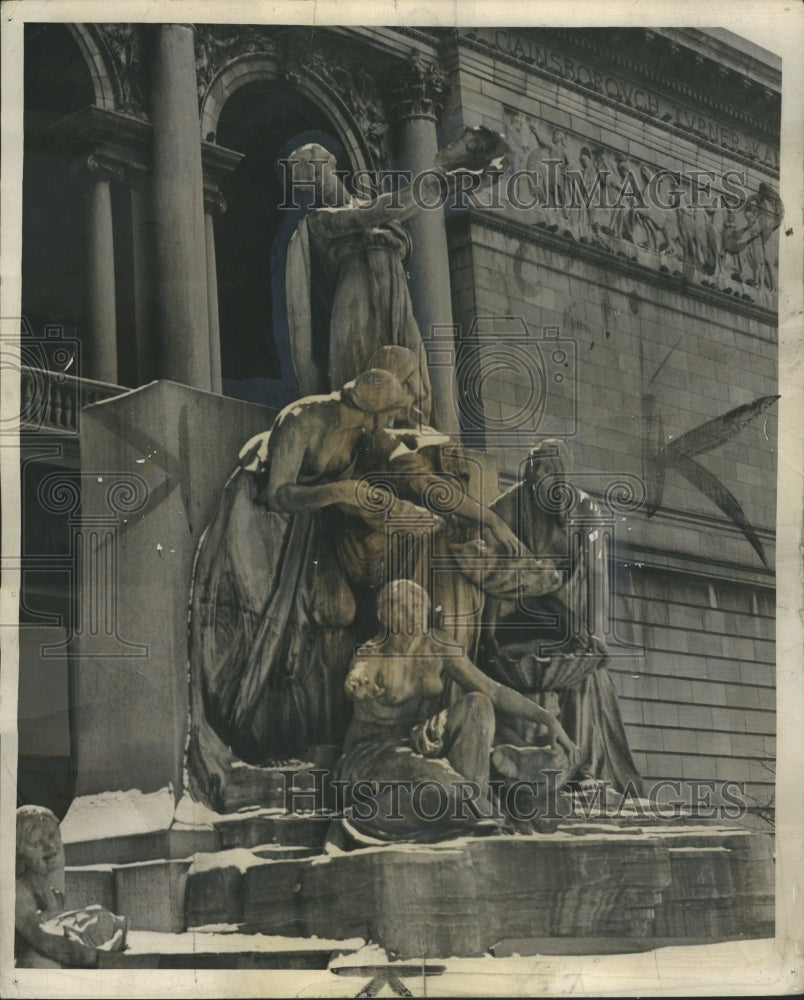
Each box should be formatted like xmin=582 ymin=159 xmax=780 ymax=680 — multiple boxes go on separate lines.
xmin=151 ymin=23 xmax=211 ymax=390
xmin=84 ymin=156 xmax=121 ymax=384
xmin=130 ymin=185 xmax=157 ymax=385
xmin=203 ymin=193 xmax=225 ymax=394
xmin=200 ymin=144 xmax=244 ymax=396
xmin=392 ymin=52 xmax=460 ymax=436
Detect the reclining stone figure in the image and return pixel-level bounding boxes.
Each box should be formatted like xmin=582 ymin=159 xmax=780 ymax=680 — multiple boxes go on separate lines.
xmin=334 ymin=579 xmax=578 ymax=843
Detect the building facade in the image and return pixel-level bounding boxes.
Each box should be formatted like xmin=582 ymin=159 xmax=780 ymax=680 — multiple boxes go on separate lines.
xmin=19 ymin=23 xmax=780 ymax=822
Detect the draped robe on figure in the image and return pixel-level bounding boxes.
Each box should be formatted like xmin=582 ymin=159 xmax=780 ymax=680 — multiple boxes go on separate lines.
xmin=286 ymin=209 xmax=433 ymax=422
xmin=482 ymin=477 xmax=643 ymax=794
xmin=187 ymin=448 xmax=358 ymax=808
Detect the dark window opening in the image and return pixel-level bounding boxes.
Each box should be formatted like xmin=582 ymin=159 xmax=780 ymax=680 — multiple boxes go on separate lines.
xmin=214 ymin=82 xmax=347 ymax=405
xmin=22 ymin=24 xmax=94 ymax=358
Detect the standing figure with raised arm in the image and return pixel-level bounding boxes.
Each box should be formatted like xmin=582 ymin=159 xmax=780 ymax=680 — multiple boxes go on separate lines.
xmin=281 ymin=127 xmax=510 ymax=424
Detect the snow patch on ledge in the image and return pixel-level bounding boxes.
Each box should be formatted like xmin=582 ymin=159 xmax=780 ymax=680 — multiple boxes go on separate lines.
xmin=124 ymin=929 xmax=365 ymax=955
xmin=172 ymin=792 xmax=224 ymax=828
xmin=61 ymin=787 xmax=175 ymax=843
xmin=188 ymin=848 xmax=266 ymax=875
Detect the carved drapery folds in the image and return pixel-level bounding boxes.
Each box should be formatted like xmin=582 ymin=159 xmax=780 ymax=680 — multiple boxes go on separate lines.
xmin=502 ymin=107 xmax=783 ymax=299
xmin=390 ymin=49 xmax=450 ymax=120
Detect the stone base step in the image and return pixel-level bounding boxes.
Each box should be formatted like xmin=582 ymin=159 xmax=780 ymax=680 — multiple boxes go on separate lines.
xmin=64 ymin=806 xmax=332 ymax=866
xmin=212 ymin=753 xmax=336 ymax=814
xmin=213 ymin=809 xmax=334 ymax=850
xmin=489 ymin=935 xmax=757 ymax=956
xmin=64 ymin=824 xmax=220 ymax=867
xmin=252 ymin=843 xmax=321 ymax=861
xmin=61 ymin=777 xmax=331 ymax=866
xmin=204 ymin=825 xmax=775 ymax=957
xmin=66 ymin=817 xmax=775 ymax=961
xmin=67 ymin=840 xmax=326 ymax=934
xmin=96 ymin=929 xmax=363 ymax=970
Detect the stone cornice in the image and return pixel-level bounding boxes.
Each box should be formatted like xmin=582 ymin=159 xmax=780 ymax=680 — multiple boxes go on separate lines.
xmin=547 ymin=28 xmax=780 ymax=133
xmin=613 ymin=540 xmax=775 ymax=588
xmin=654 ymin=28 xmax=781 ymax=92
xmin=35 ymin=105 xmax=152 ymax=184
xmin=449 ymin=210 xmax=778 ymax=330
xmin=438 ymin=28 xmax=779 ymax=153
xmin=36 ymin=105 xmax=243 ymax=200
xmin=385 ymin=25 xmax=443 ymax=51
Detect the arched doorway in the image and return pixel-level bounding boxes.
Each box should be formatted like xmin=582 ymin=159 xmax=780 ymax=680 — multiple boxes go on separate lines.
xmin=214 ymin=81 xmax=353 ymax=406
xmin=22 ymin=24 xmax=96 ymax=351
xmin=21 ymin=24 xmax=102 ymax=818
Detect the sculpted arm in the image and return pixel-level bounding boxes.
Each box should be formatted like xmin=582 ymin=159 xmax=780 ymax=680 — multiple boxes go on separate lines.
xmin=404 ymin=468 xmax=523 ymax=552
xmin=15 ymin=882 xmax=98 ymax=968
xmin=442 ymin=651 xmax=578 ymax=756
xmin=261 ymin=414 xmax=362 ymax=514
xmin=261 ymin=411 xmax=435 ymax=524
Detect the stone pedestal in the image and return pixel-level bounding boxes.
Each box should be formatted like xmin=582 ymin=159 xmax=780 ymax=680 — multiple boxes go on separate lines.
xmin=71 ymin=380 xmax=276 ymax=797
xmin=64 ymin=811 xmax=774 ymax=959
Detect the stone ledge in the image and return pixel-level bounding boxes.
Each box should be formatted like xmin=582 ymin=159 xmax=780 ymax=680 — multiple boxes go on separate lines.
xmin=67 ymin=816 xmax=775 ymax=960
xmin=97 ymin=929 xmax=364 ymax=970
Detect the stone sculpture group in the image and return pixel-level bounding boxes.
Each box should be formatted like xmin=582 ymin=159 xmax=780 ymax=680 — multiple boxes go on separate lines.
xmin=187 ymin=127 xmax=643 ymax=833
xmin=16 ymin=126 xmax=645 ymax=965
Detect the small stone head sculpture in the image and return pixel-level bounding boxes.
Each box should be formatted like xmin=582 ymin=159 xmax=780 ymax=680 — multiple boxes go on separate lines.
xmin=16 ymin=805 xmax=64 ymax=883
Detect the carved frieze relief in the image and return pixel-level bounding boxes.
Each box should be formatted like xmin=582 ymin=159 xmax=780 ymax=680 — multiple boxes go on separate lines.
xmin=501 ymin=107 xmax=783 ymax=300
xmin=464 ymin=28 xmax=780 ymax=168
xmin=194 ymin=24 xmax=278 ymax=102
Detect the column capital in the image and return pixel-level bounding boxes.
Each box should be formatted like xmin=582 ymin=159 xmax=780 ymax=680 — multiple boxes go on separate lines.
xmin=70 ymin=153 xmax=127 ymax=185
xmin=203 ymin=190 xmax=228 ymax=215
xmin=390 ymin=49 xmax=450 ymax=122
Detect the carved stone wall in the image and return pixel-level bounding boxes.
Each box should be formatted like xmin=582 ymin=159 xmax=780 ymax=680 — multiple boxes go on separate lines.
xmin=445 ymin=24 xmax=779 ymax=813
